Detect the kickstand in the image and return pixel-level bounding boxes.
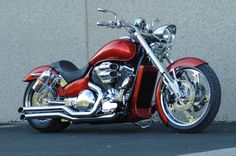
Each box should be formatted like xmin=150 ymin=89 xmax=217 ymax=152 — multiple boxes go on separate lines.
xmin=133 ymin=119 xmax=154 ymax=129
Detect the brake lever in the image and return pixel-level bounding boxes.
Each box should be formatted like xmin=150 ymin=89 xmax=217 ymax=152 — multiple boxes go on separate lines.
xmin=97 ymin=8 xmax=117 ymax=20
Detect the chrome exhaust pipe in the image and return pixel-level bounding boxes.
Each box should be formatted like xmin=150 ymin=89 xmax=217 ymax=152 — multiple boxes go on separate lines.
xmin=18 ymin=82 xmax=118 ymax=122
xmin=23 ymin=113 xmax=80 ymax=121
xmin=19 ymin=82 xmax=103 ymax=117
xmin=22 ymin=112 xmax=117 ymax=122
xmin=18 ymin=107 xmax=24 ymax=113
xmin=20 ymin=114 xmax=26 ymax=120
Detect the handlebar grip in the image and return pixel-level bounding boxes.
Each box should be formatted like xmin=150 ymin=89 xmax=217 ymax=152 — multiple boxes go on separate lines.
xmin=97 ymin=21 xmax=110 ymax=26
xmin=97 ymin=8 xmax=106 ymax=12
xmin=96 ymin=21 xmax=122 ymax=29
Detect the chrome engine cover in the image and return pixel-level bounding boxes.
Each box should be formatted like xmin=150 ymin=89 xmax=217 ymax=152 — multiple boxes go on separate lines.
xmin=94 ymin=62 xmax=119 ymax=83
xmin=91 ymin=61 xmax=134 ymax=113
xmin=64 ymin=90 xmax=95 ymax=111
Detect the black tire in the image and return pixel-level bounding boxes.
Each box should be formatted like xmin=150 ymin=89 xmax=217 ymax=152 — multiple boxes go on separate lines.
xmin=23 ymin=81 xmax=70 ymax=133
xmin=159 ymin=64 xmax=221 ymax=133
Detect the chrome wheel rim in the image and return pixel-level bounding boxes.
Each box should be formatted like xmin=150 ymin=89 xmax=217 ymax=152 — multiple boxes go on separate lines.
xmin=25 ymin=87 xmax=53 ymax=127
xmin=161 ymin=67 xmax=211 ymax=127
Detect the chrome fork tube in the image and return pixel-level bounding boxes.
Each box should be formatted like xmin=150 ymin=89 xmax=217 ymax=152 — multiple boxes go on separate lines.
xmin=165 ymin=53 xmax=174 ymax=64
xmin=134 ymin=31 xmax=181 ymax=97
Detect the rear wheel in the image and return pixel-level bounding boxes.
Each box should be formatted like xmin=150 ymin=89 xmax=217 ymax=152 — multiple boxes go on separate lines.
xmin=158 ymin=64 xmax=221 ymax=133
xmin=23 ymin=81 xmax=70 ymax=132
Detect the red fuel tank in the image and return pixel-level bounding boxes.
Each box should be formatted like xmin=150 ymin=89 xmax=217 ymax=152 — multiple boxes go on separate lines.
xmin=89 ymin=39 xmax=136 ymax=66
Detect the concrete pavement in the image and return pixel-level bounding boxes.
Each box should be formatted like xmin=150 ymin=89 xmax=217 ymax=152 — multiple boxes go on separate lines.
xmin=0 ymin=122 xmax=236 ymax=156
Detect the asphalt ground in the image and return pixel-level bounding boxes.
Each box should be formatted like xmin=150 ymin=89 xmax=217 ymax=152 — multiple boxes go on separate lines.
xmin=0 ymin=122 xmax=236 ymax=156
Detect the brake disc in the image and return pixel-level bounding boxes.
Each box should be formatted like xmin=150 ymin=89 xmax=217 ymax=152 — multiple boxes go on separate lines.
xmin=172 ymin=80 xmax=196 ymax=111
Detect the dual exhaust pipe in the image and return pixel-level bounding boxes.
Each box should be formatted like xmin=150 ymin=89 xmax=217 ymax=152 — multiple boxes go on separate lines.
xmin=19 ymin=82 xmax=117 ymax=122
xmin=19 ymin=111 xmax=117 ymax=123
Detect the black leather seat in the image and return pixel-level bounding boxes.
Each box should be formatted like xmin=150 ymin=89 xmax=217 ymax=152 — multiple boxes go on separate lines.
xmin=51 ymin=60 xmax=90 ymax=83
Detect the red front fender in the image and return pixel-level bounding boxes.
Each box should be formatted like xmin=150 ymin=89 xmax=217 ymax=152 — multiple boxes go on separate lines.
xmin=23 ymin=65 xmax=51 ymax=82
xmin=156 ymin=57 xmax=208 ymax=125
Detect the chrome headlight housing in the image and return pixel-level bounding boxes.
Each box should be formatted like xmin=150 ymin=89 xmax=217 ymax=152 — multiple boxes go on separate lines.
xmin=153 ymin=25 xmax=176 ymax=44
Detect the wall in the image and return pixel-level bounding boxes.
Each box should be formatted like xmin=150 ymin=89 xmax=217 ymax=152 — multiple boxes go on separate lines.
xmin=0 ymin=0 xmax=235 ymax=122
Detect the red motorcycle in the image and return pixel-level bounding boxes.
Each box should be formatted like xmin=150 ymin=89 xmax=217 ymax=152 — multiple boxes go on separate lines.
xmin=18 ymin=8 xmax=221 ymax=133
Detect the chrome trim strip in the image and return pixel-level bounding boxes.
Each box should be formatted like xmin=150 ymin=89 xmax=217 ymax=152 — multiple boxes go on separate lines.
xmin=31 ymin=73 xmax=42 ymax=77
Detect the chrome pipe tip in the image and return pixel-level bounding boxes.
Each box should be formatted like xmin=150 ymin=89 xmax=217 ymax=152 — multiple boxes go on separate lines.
xmin=20 ymin=114 xmax=26 ymax=120
xmin=18 ymin=107 xmax=23 ymax=113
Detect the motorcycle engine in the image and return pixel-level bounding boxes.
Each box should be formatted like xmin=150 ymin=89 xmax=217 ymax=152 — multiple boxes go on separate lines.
xmin=64 ymin=62 xmax=134 ymax=113
xmin=64 ymin=90 xmax=96 ymax=111
xmin=91 ymin=62 xmax=134 ymax=107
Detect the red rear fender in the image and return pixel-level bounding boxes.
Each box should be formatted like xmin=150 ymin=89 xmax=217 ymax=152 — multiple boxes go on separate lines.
xmin=23 ymin=65 xmax=91 ymax=97
xmin=23 ymin=65 xmax=51 ymax=82
xmin=156 ymin=57 xmax=208 ymax=125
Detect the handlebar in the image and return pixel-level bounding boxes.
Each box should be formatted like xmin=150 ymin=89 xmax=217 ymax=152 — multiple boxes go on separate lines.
xmin=97 ymin=20 xmax=124 ymax=29
xmin=96 ymin=8 xmax=155 ymax=38
xmin=96 ymin=21 xmax=111 ymax=27
xmin=97 ymin=20 xmax=153 ymax=38
xmin=97 ymin=21 xmax=117 ymax=28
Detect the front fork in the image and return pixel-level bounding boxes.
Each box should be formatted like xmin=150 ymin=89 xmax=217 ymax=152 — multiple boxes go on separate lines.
xmin=134 ymin=31 xmax=182 ymax=97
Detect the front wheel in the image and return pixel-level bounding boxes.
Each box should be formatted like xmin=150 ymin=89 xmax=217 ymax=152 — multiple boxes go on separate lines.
xmin=157 ymin=64 xmax=221 ymax=133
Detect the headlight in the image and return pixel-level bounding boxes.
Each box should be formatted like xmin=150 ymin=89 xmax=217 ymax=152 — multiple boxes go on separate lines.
xmin=153 ymin=25 xmax=176 ymax=44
